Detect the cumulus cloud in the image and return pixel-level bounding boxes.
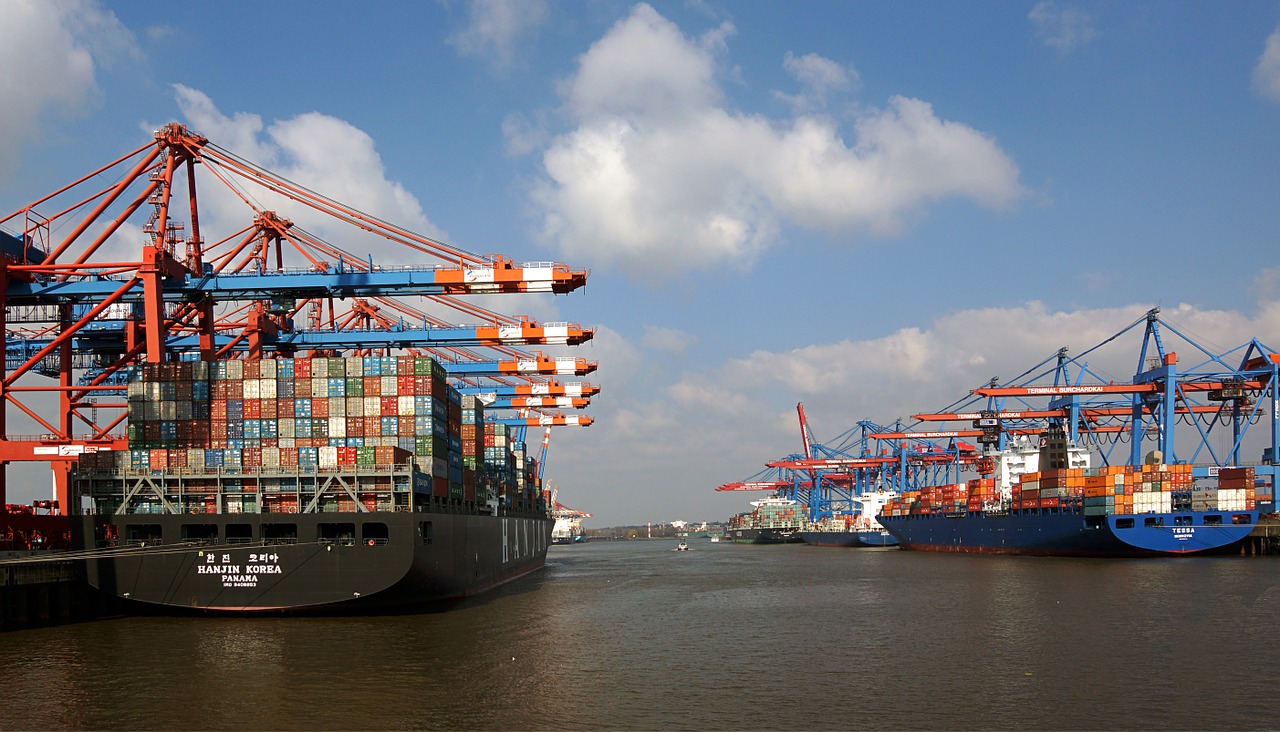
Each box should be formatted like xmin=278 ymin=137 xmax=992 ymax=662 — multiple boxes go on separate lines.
xmin=166 ymin=86 xmax=449 ymax=265
xmin=1029 ymin=1 xmax=1097 ymax=51
xmin=447 ymin=0 xmax=549 ymax=68
xmin=1253 ymin=26 xmax=1280 ymax=102
xmin=0 ymin=0 xmax=138 ymax=181
xmin=531 ymin=3 xmax=1023 ymax=280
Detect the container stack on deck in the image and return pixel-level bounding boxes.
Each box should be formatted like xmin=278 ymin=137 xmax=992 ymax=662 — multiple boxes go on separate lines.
xmin=882 ymin=465 xmax=1270 ymax=518
xmin=76 ymin=355 xmax=534 ymax=515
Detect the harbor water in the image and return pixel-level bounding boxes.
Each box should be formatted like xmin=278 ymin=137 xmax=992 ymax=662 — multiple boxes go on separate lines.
xmin=2 ymin=540 xmax=1278 ymax=730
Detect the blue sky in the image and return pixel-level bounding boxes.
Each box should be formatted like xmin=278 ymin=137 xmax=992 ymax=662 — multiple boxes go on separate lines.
xmin=1 ymin=0 xmax=1279 ymax=526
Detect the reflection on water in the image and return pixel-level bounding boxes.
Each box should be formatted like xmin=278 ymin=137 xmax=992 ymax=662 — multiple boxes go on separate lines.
xmin=2 ymin=543 xmax=1278 ymax=730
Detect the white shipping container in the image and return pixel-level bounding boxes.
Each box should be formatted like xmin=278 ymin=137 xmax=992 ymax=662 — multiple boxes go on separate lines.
xmin=364 ymin=397 xmax=381 ymax=416
xmin=278 ymin=418 xmax=296 ymax=438
xmin=381 ymin=376 xmax=398 ymax=396
xmin=330 ymin=399 xmax=346 ymax=417
xmin=346 ymin=356 xmax=363 ymax=376
xmin=312 ymin=379 xmax=328 ymax=398
xmin=329 ymin=417 xmax=346 ymax=438
xmin=226 ymin=360 xmax=243 ymax=380
xmin=260 ymin=379 xmax=277 ymax=399
xmin=319 ymin=446 xmax=338 ymax=469
xmin=260 ymin=360 xmax=277 ymax=379
xmin=398 ymin=396 xmax=415 ymax=415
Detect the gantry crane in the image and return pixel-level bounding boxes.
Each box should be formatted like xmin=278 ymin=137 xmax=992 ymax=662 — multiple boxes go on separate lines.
xmin=0 ymin=123 xmax=597 ymax=521
xmin=904 ymin=309 xmax=1278 ymax=491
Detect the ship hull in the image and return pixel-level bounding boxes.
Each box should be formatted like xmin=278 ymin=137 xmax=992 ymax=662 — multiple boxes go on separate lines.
xmin=77 ymin=511 xmax=552 ymax=613
xmin=879 ymin=508 xmax=1259 ymax=556
xmin=799 ymin=529 xmax=900 ymax=547
xmin=726 ymin=527 xmax=802 ymax=544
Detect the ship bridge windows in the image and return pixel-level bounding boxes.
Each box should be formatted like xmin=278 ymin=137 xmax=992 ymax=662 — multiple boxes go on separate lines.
xmin=419 ymin=521 xmax=433 ymax=545
xmin=1204 ymin=515 xmax=1223 ymax=526
xmin=319 ymin=522 xmax=357 ymax=546
xmin=181 ymin=524 xmax=219 ymax=545
xmin=1144 ymin=517 xmax=1165 ymax=528
xmin=363 ymin=522 xmax=389 ymax=546
xmin=226 ymin=524 xmax=254 ymax=544
xmin=263 ymin=523 xmax=298 ymax=545
xmin=125 ymin=524 xmax=163 ymax=546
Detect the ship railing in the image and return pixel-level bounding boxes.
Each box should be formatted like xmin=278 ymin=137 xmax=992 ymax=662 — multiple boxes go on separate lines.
xmin=262 ymin=537 xmax=298 ymax=546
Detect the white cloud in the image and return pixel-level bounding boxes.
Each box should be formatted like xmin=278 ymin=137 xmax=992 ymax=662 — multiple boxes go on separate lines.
xmin=1029 ymin=2 xmax=1097 ymax=52
xmin=0 ymin=0 xmax=138 ymax=181
xmin=167 ymin=86 xmax=449 ymax=268
xmin=532 ymin=3 xmax=1023 ymax=280
xmin=776 ymin=52 xmax=858 ymax=111
xmin=447 ymin=0 xmax=548 ymax=68
xmin=1253 ymin=26 xmax=1280 ymax=102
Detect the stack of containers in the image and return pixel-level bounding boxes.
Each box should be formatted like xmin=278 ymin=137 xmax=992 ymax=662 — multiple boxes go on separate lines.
xmin=1219 ymin=467 xmax=1259 ymax=509
xmin=965 ymin=478 xmax=997 ymax=512
xmin=483 ymin=423 xmax=516 ymax=501
xmin=460 ymin=395 xmax=485 ymax=503
xmin=108 ymin=356 xmax=485 ymax=487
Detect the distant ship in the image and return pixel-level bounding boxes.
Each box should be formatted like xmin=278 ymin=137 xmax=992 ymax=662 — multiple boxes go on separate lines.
xmin=551 ymin=515 xmax=586 ymax=544
xmin=800 ymin=488 xmax=899 ymax=547
xmin=725 ymin=495 xmax=805 ymax=544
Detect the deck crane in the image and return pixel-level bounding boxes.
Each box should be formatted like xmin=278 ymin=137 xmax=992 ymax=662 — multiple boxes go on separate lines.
xmin=0 ymin=122 xmax=597 ymax=518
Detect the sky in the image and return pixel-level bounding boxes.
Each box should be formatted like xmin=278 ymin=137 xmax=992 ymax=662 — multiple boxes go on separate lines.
xmin=1 ymin=0 xmax=1279 ymax=526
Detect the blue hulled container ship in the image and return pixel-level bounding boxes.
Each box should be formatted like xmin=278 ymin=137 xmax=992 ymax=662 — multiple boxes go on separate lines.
xmin=879 ymin=428 xmax=1271 ymax=557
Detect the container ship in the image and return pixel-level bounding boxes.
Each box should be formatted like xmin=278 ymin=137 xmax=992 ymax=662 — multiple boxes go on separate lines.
xmin=73 ymin=355 xmax=553 ymax=613
xmin=800 ymin=489 xmax=899 ymax=547
xmin=725 ymin=495 xmax=805 ymax=544
xmin=878 ymin=429 xmax=1270 ymax=557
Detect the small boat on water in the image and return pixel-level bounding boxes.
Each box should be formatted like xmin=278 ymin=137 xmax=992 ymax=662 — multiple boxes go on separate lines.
xmin=675 ymin=539 xmax=690 ymax=551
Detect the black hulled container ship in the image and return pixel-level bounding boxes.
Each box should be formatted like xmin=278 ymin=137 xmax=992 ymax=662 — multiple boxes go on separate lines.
xmin=725 ymin=495 xmax=805 ymax=544
xmin=74 ymin=355 xmax=552 ymax=613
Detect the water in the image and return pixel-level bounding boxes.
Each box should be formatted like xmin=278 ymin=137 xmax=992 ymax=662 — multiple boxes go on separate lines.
xmin=2 ymin=541 xmax=1278 ymax=730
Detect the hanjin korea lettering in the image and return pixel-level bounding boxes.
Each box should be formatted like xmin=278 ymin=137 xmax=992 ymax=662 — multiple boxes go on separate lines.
xmin=196 ymin=552 xmax=283 ymax=588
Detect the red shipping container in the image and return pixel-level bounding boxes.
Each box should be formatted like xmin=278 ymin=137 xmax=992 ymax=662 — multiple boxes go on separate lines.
xmin=398 ymin=355 xmax=415 ymax=374
xmin=399 ymin=416 xmax=414 ymax=436
xmin=227 ymin=380 xmax=243 ymax=399
xmin=380 ymin=396 xmax=398 ymax=415
xmin=397 ymin=375 xmax=415 ymax=393
xmin=296 ymin=359 xmax=312 ymax=377
xmin=364 ymin=376 xmax=381 ymax=396
xmin=211 ymin=401 xmax=228 ymax=419
xmin=244 ymin=360 xmax=261 ymax=379
xmin=244 ymin=448 xmax=262 ymax=469
xmin=338 ymin=447 xmax=358 ymax=465
xmin=261 ymin=400 xmax=278 ymax=419
xmin=313 ymin=398 xmax=329 ymax=418
xmin=245 ymin=400 xmax=262 ymax=419
xmin=433 ymin=475 xmax=449 ymax=498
